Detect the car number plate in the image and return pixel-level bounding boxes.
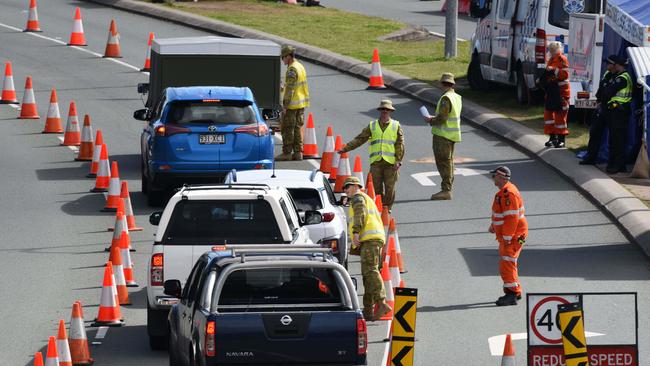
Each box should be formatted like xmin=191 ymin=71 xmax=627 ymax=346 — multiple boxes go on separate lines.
xmin=199 ymin=134 xmax=225 ymax=144
xmin=575 ymin=99 xmax=597 ymax=109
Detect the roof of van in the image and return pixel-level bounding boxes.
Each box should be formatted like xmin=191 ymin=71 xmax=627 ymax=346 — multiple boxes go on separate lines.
xmin=152 ymin=36 xmax=280 ymax=57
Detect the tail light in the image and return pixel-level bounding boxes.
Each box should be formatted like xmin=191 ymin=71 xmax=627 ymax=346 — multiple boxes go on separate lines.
xmin=206 ymin=321 xmax=216 ymax=357
xmin=322 ymin=212 xmax=335 ymax=222
xmin=356 ymin=314 xmax=367 ymax=355
xmin=155 ymin=124 xmax=190 ymax=137
xmin=535 ymin=28 xmax=547 ymax=64
xmin=234 ymin=123 xmax=269 ymax=136
xmin=150 ymin=253 xmax=164 ymax=286
xmin=323 ymin=238 xmax=339 ymax=253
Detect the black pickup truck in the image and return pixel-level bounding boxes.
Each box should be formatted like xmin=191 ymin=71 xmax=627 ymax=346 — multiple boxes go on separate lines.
xmin=165 ymin=246 xmax=367 ymax=366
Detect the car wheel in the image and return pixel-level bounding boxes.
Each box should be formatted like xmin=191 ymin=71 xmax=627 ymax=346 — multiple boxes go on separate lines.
xmin=516 ymin=67 xmax=529 ymax=105
xmin=468 ymin=52 xmax=489 ymax=90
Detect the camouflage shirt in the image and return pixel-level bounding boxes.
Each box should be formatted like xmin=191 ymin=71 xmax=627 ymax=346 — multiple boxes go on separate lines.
xmin=350 ymin=193 xmax=367 ymax=234
xmin=341 ymin=120 xmax=405 ymax=163
xmin=428 ymin=96 xmax=451 ymax=125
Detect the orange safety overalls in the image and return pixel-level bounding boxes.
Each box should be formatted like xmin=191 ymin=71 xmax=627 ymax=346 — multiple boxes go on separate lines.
xmin=491 ymin=181 xmax=528 ymax=296
xmin=543 ymin=53 xmax=571 ymax=136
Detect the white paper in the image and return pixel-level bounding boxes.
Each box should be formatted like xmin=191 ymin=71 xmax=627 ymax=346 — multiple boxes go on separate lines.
xmin=419 ymin=106 xmax=431 ymax=118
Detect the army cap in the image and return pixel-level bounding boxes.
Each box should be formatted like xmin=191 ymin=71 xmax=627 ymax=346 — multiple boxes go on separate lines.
xmin=606 ymin=55 xmax=628 ymax=67
xmin=281 ymin=45 xmax=296 ymax=58
xmin=343 ymin=176 xmax=363 ymax=189
xmin=440 ymin=72 xmax=456 ymax=85
xmin=490 ymin=166 xmax=511 ymax=179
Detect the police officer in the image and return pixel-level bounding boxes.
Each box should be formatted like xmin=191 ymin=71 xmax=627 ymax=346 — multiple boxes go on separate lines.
xmin=339 ymin=100 xmax=404 ymax=211
xmin=600 ymin=56 xmax=632 ymax=174
xmin=343 ymin=176 xmax=392 ymax=321
xmin=488 ymin=166 xmax=528 ymax=306
xmin=424 ymin=73 xmax=462 ymax=200
xmin=277 ymin=45 xmax=310 ymax=161
xmin=579 ymin=56 xmax=617 ymax=165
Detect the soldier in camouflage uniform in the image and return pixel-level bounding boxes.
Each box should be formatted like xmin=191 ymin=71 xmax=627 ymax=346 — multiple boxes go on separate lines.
xmin=339 ymin=100 xmax=404 ymax=211
xmin=277 ymin=45 xmax=310 ymax=161
xmin=343 ymin=176 xmax=392 ymax=321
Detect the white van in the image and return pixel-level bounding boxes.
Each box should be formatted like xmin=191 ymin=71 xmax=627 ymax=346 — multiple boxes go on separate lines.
xmin=468 ymin=0 xmax=605 ymax=104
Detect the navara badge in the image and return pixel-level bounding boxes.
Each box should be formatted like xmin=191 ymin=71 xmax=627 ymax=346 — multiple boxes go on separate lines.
xmin=280 ymin=315 xmax=292 ymax=326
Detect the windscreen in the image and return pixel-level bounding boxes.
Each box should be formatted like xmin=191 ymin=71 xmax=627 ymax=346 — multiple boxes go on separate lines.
xmin=287 ymin=188 xmax=323 ymax=211
xmin=162 ymin=200 xmax=284 ymax=245
xmin=218 ymin=267 xmax=342 ymax=306
xmin=165 ymin=100 xmax=257 ymax=125
xmin=548 ymin=0 xmax=602 ymax=29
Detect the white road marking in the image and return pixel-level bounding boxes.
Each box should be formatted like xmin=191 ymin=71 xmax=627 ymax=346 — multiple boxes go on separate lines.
xmin=95 ymin=326 xmax=109 ymax=339
xmin=56 ymin=136 xmax=79 ymax=152
xmin=411 ymin=168 xmax=490 ymax=186
xmin=379 ymin=321 xmax=392 ymax=366
xmin=8 ymin=103 xmax=19 ymax=110
xmin=487 ymin=331 xmax=605 ymax=356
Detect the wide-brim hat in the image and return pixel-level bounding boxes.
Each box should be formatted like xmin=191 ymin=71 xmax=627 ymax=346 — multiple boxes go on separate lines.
xmin=440 ymin=72 xmax=456 ymax=85
xmin=377 ymin=99 xmax=395 ymax=111
xmin=343 ymin=176 xmax=363 ymax=189
xmin=281 ymin=45 xmax=296 ymax=58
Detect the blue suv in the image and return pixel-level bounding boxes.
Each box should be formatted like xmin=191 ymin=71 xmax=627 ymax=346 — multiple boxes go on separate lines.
xmin=135 ymin=86 xmax=274 ymax=205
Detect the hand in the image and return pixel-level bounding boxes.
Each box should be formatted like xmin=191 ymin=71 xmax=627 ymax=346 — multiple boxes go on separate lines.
xmin=393 ymin=162 xmax=402 ymax=171
xmin=488 ymin=224 xmax=494 ymax=233
xmin=424 ymin=116 xmax=432 ymax=124
xmin=352 ymin=234 xmax=360 ymax=247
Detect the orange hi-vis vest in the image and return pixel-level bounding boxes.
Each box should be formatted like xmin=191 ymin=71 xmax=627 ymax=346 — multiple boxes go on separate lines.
xmin=491 ymin=181 xmax=528 ymax=243
xmin=547 ymin=53 xmax=570 ymax=99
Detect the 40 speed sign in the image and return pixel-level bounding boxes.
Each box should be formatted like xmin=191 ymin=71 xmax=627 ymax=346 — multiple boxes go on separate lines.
xmin=528 ymin=294 xmax=580 ymax=345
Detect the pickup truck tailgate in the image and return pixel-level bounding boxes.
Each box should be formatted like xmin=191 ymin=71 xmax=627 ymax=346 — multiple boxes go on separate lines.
xmin=215 ymin=311 xmax=359 ymax=364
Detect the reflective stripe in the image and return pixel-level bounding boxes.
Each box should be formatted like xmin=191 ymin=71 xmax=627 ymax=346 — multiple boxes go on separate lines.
xmin=502 ymin=235 xmax=513 ymax=241
xmin=558 ymin=81 xmax=569 ymax=86
xmin=554 ymin=68 xmax=559 ymax=76
xmin=503 ymin=282 xmax=519 ymax=288
xmin=492 ymin=212 xmax=504 ymax=218
xmin=438 ymin=126 xmax=461 ymax=132
xmin=501 ymin=209 xmax=519 ymax=217
xmin=369 ymin=151 xmax=395 ymax=158
xmin=370 ymin=139 xmax=397 ymax=145
xmin=360 ymin=229 xmax=384 ymax=237
xmin=492 ymin=221 xmax=504 ymax=226
xmin=501 ymin=256 xmax=518 ymax=263
xmin=287 ymin=97 xmax=309 ymax=107
xmin=447 ymin=117 xmax=460 ymax=122
xmin=555 ymin=124 xmax=567 ymax=128
xmin=544 ymin=120 xmax=554 ymax=125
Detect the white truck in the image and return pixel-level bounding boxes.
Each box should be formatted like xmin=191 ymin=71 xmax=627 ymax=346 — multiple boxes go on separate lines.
xmin=468 ymin=0 xmax=605 ymax=104
xmin=145 ymin=183 xmax=320 ymax=350
xmin=568 ymin=12 xmax=606 ymax=109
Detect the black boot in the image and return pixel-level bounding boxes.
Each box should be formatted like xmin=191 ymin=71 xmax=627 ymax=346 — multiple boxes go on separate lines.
xmin=545 ymin=134 xmax=557 ymax=147
xmin=554 ymin=135 xmax=566 ymax=148
xmin=496 ymin=292 xmax=518 ymax=306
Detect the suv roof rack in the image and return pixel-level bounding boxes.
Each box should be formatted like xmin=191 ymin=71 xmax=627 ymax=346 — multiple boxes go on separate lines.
xmin=178 ymin=183 xmax=272 ymax=199
xmin=211 ymin=245 xmax=333 ymax=263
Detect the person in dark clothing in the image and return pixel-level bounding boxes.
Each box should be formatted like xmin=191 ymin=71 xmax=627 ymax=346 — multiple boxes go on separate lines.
xmin=599 ymin=56 xmax=633 ymax=174
xmin=579 ymin=56 xmax=617 ymax=165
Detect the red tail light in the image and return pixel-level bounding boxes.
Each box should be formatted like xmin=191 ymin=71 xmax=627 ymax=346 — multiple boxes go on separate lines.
xmin=535 ymin=28 xmax=547 ymax=64
xmin=234 ymin=123 xmax=269 ymax=136
xmin=356 ymin=315 xmax=367 ymax=355
xmin=206 ymin=321 xmax=216 ymax=357
xmin=150 ymin=253 xmax=164 ymax=286
xmin=322 ymin=212 xmax=335 ymax=222
xmin=155 ymin=124 xmax=190 ymax=137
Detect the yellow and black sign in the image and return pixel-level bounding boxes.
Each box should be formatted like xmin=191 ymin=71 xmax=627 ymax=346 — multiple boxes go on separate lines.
xmin=390 ymin=287 xmax=417 ymax=366
xmin=558 ymin=302 xmax=589 ymax=366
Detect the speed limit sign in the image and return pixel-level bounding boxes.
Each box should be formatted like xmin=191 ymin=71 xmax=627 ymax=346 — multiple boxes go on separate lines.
xmin=528 ymin=294 xmax=580 ymax=345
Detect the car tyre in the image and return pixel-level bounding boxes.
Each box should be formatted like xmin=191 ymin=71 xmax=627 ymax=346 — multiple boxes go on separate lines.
xmin=468 ymin=52 xmax=489 ymax=90
xmin=516 ymin=67 xmax=529 ymax=105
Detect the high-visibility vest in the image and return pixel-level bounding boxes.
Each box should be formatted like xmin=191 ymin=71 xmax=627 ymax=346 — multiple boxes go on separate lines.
xmin=609 ymin=71 xmax=632 ymax=105
xmin=286 ymin=60 xmax=310 ymax=109
xmin=368 ymin=119 xmax=400 ymax=164
xmin=348 ymin=192 xmax=385 ymax=242
xmin=431 ymin=90 xmax=462 ymax=142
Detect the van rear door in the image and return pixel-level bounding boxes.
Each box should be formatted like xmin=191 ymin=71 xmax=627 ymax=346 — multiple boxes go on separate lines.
xmin=491 ymin=0 xmax=517 ymax=82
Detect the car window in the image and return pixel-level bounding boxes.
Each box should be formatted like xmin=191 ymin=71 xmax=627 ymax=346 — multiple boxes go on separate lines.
xmin=548 ymin=0 xmax=601 ymax=29
xmin=498 ymin=0 xmax=514 ymax=20
xmin=287 ymin=188 xmax=323 ymax=211
xmin=165 ymin=100 xmax=257 ymax=125
xmin=163 ymin=200 xmax=284 ymax=244
xmin=322 ymin=177 xmax=337 ymax=205
xmin=217 ymin=267 xmax=342 ymax=307
xmin=152 ymin=93 xmax=166 ymax=121
xmin=181 ymin=258 xmax=207 ymax=305
xmin=279 ymin=198 xmax=296 ymax=232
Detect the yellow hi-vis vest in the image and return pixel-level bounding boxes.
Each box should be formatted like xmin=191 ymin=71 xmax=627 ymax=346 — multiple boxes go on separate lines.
xmin=609 ymin=71 xmax=632 ymax=105
xmin=368 ymin=119 xmax=400 ymax=164
xmin=431 ymin=90 xmax=462 ymax=142
xmin=286 ymin=60 xmax=310 ymax=110
xmin=348 ymin=192 xmax=385 ymax=243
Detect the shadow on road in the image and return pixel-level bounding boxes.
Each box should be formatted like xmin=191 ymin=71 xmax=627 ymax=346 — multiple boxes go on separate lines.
xmin=417 ymin=301 xmax=496 ymax=312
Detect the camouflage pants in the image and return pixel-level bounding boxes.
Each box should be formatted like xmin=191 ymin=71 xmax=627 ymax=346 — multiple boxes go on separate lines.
xmin=281 ymin=108 xmax=305 ymax=154
xmin=370 ymin=160 xmax=399 ymax=210
xmin=360 ymin=240 xmax=386 ymax=312
xmin=432 ymin=134 xmax=455 ymax=192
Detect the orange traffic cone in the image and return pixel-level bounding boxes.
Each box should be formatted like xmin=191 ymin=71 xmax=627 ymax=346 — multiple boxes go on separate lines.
xmin=61 ymin=101 xmax=81 ymax=146
xmin=1 ymin=62 xmax=18 ymax=104
xmin=303 ymin=113 xmax=319 ymax=158
xmin=334 ymin=152 xmax=351 ymax=193
xmin=57 ymin=319 xmax=73 ymax=366
xmin=42 ymin=89 xmax=63 ymax=133
xmin=110 ymin=244 xmax=131 ymax=305
xmin=102 ymin=161 xmax=121 ymax=211
xmin=92 ymin=261 xmax=124 ymax=327
xmin=367 ymin=49 xmax=386 ymax=90
xmin=501 ymin=334 xmax=515 ymax=366
xmin=389 ymin=218 xmax=406 ymax=273
xmin=119 ymin=211 xmax=137 ymax=286
xmin=87 ymin=130 xmax=104 ymax=177
xmin=103 ymin=19 xmax=122 ymax=58
xmin=69 ymin=301 xmax=93 ymax=366
xmin=320 ymin=125 xmax=334 ymax=173
xmin=352 ymin=155 xmax=364 ymax=187
xmin=329 ymin=135 xmax=343 ymax=182
xmin=45 ymin=336 xmax=60 ymax=365
xmin=365 ymin=172 xmax=376 ymax=198
xmin=24 ymin=0 xmax=42 ymax=32
xmin=76 ymin=115 xmax=94 ymax=161
xmin=91 ymin=144 xmax=111 ymax=192
xmin=32 ymin=352 xmax=44 ymax=366
xmin=141 ymin=32 xmax=154 ymax=71
xmin=68 ymin=8 xmax=87 ymax=46
xmin=379 ymin=260 xmax=394 ymax=321
xmin=122 ymin=181 xmax=143 ymax=231
xmin=375 ymin=195 xmax=383 ymax=214
xmin=18 ymin=76 xmax=39 ymax=119
xmin=388 ymin=245 xmax=401 ymax=289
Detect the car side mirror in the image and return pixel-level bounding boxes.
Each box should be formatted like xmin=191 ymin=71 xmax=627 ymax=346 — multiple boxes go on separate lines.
xmin=137 ymin=83 xmax=150 ymax=94
xmin=163 ymin=280 xmax=182 ymax=298
xmin=149 ymin=211 xmax=162 ymax=226
xmin=304 ymin=210 xmax=323 ymax=225
xmin=262 ymin=108 xmax=280 ymax=121
xmin=134 ymin=109 xmax=150 ymax=121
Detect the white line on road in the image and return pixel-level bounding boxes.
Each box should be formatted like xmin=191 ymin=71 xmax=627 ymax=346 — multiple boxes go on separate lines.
xmin=56 ymin=136 xmax=79 ymax=152
xmin=379 ymin=321 xmax=391 ymax=366
xmin=487 ymin=331 xmax=605 ymax=356
xmin=411 ymin=168 xmax=490 ymax=186
xmin=95 ymin=326 xmax=109 ymax=339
